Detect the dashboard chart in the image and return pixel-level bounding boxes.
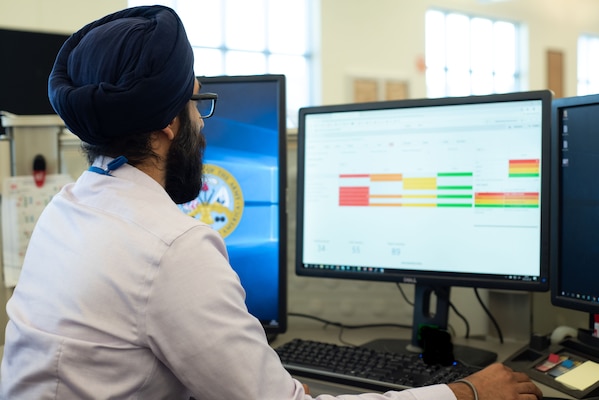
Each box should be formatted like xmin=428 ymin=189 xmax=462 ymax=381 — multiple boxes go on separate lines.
xmin=301 ymin=100 xmax=544 ymax=278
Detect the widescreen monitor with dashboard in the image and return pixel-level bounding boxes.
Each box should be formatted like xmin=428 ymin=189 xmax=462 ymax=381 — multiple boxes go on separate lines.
xmin=296 ymin=90 xmax=553 ymax=364
xmin=179 ymin=74 xmax=287 ymax=338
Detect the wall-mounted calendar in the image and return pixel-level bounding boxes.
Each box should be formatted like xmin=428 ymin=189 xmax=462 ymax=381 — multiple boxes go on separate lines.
xmin=1 ymin=174 xmax=72 ymax=287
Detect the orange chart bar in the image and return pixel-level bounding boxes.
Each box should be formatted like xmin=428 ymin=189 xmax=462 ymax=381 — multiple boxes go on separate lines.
xmin=370 ymin=173 xmax=403 ymax=182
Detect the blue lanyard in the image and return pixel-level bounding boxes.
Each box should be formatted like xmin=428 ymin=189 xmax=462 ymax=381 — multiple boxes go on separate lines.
xmin=88 ymin=156 xmax=128 ymax=176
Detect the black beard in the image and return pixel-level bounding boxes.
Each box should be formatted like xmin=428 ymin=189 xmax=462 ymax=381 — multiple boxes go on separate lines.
xmin=164 ymin=109 xmax=206 ymax=204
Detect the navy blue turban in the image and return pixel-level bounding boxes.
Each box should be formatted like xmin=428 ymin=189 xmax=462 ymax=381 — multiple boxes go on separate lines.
xmin=48 ymin=5 xmax=195 ymax=145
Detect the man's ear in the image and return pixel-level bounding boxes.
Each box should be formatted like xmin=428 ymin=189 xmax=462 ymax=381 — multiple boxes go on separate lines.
xmin=161 ymin=116 xmax=179 ymax=140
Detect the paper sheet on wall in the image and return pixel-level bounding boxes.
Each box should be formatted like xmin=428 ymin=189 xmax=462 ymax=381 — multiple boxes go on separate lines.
xmin=1 ymin=174 xmax=73 ymax=287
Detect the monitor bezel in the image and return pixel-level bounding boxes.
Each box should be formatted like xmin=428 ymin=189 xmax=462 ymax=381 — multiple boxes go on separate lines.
xmin=198 ymin=74 xmax=288 ymax=335
xmin=550 ymin=93 xmax=599 ymax=315
xmin=296 ymin=90 xmax=552 ymax=292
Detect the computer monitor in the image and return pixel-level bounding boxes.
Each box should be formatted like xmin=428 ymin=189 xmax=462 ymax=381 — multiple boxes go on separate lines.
xmin=502 ymin=94 xmax=599 ymax=399
xmin=179 ymin=74 xmax=287 ymax=339
xmin=296 ymin=90 xmax=552 ymax=366
xmin=0 ymin=29 xmax=69 ymax=135
xmin=551 ymin=93 xmax=599 ymax=349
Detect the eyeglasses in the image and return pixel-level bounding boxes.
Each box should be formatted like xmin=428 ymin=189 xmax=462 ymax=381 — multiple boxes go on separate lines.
xmin=191 ymin=92 xmax=218 ymax=118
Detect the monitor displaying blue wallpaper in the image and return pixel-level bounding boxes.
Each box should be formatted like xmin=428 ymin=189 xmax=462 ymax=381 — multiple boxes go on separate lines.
xmin=178 ymin=75 xmax=287 ymax=337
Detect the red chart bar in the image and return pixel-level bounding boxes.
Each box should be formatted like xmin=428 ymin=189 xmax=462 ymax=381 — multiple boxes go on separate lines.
xmin=339 ymin=186 xmax=370 ymax=206
xmin=339 ymin=173 xmax=370 ymax=178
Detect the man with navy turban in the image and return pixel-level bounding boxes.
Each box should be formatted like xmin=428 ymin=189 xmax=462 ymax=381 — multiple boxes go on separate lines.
xmin=0 ymin=5 xmax=543 ymax=400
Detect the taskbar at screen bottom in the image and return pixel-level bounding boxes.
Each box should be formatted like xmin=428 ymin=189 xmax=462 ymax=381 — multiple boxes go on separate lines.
xmin=299 ymin=263 xmax=544 ymax=285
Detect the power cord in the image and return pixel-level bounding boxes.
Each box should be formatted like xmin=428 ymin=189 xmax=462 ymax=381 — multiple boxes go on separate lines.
xmin=287 ymin=312 xmax=411 ymax=346
xmin=397 ymin=283 xmax=504 ymax=342
xmin=289 ymin=284 xmax=503 ymax=346
xmin=474 ymin=288 xmax=504 ymax=343
xmin=449 ymin=301 xmax=471 ymax=339
xmin=396 ymin=283 xmax=468 ymax=339
xmin=395 ymin=282 xmax=414 ymax=306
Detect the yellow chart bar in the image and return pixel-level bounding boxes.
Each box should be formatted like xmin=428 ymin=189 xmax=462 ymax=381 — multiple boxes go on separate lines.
xmin=403 ymin=177 xmax=437 ymax=190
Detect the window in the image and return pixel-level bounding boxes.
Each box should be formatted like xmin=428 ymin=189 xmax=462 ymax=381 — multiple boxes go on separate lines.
xmin=578 ymin=35 xmax=599 ymax=95
xmin=425 ymin=9 xmax=522 ymax=98
xmin=128 ymin=0 xmax=314 ymax=127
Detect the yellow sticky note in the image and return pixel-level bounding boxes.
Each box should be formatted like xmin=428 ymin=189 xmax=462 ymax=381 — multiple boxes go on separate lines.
xmin=555 ymin=360 xmax=599 ymax=391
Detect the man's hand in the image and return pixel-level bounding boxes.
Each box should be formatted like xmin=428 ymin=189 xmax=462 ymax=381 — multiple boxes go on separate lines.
xmin=448 ymin=363 xmax=543 ymax=400
xmin=302 ymin=383 xmax=310 ymax=395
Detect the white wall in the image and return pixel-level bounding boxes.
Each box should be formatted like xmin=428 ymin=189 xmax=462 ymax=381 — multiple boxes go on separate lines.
xmin=0 ymin=0 xmax=126 ymax=34
xmin=320 ymin=0 xmax=599 ymax=104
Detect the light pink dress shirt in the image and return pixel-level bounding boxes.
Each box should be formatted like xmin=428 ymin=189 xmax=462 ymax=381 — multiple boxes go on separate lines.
xmin=1 ymin=159 xmax=456 ymax=400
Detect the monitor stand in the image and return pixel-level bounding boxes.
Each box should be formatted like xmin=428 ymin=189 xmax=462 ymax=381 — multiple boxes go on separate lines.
xmin=361 ymin=284 xmax=498 ymax=368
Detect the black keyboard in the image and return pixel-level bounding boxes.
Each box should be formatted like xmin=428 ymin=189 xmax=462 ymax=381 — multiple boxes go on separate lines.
xmin=275 ymin=339 xmax=481 ymax=392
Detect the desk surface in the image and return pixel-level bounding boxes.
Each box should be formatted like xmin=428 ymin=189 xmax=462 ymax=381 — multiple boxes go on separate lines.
xmin=272 ymin=319 xmax=575 ymax=399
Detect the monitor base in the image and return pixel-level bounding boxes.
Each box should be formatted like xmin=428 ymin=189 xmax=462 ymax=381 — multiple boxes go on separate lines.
xmin=362 ymin=338 xmax=498 ymax=368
